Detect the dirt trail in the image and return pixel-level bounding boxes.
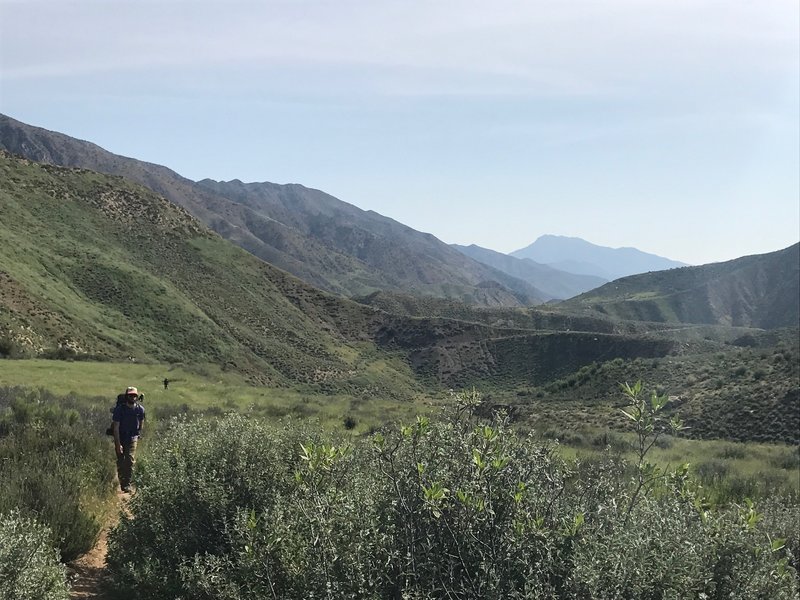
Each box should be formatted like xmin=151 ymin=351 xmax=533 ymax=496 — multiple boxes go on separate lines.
xmin=68 ymin=489 xmax=130 ymax=599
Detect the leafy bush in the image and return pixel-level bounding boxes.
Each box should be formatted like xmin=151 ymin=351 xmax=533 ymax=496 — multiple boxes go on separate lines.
xmin=107 ymin=404 xmax=800 ymax=599
xmin=0 ymin=387 xmax=116 ymax=561
xmin=0 ymin=510 xmax=69 ymax=600
xmin=0 ymin=336 xmax=28 ymax=359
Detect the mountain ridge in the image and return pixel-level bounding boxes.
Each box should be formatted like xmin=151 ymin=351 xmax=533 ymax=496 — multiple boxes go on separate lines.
xmin=452 ymin=243 xmax=607 ymax=299
xmin=0 ymin=151 xmax=677 ymax=392
xmin=512 ymin=234 xmax=689 ymax=280
xmin=0 ymin=114 xmax=545 ymax=307
xmin=564 ymin=244 xmax=800 ymax=329
xmin=1 ymin=150 xmax=797 ymax=443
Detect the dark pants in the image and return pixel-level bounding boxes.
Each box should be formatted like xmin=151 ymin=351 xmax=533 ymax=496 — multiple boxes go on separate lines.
xmin=116 ymin=439 xmax=138 ymax=489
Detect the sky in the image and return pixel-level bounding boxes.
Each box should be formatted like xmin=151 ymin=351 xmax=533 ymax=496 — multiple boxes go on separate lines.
xmin=1 ymin=0 xmax=798 ymax=265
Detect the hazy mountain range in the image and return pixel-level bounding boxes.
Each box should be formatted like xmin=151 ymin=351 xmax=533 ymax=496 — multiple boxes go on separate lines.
xmin=0 ymin=114 xmax=548 ymax=307
xmin=512 ymin=234 xmax=689 ymax=280
xmin=1 ymin=137 xmax=797 ymax=443
xmin=0 ymin=114 xmax=693 ymax=305
xmin=451 ymin=244 xmax=607 ymax=299
xmin=566 ymin=244 xmax=800 ymax=329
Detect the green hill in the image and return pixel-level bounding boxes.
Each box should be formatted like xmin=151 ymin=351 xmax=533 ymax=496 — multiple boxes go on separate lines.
xmin=0 ymin=151 xmax=420 ymax=395
xmin=0 ymin=114 xmax=544 ymax=307
xmin=1 ymin=151 xmax=795 ymax=444
xmin=0 ymin=152 xmax=675 ymax=394
xmin=564 ymin=244 xmax=800 ymax=329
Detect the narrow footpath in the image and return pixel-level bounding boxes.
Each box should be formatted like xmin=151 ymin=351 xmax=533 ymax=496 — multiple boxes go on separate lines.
xmin=67 ymin=490 xmax=129 ymax=599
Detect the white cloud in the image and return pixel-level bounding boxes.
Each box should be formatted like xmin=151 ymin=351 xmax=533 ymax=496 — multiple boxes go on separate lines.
xmin=2 ymin=0 xmax=796 ymax=100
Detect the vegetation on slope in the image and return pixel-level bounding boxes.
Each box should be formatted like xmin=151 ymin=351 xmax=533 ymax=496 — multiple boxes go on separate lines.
xmin=508 ymin=328 xmax=800 ymax=444
xmin=0 ymin=387 xmax=116 ymax=562
xmin=565 ymin=244 xmax=800 ymax=329
xmin=0 ymin=114 xmax=545 ymax=307
xmin=1 ymin=151 xmax=698 ymax=399
xmin=0 ymin=511 xmax=70 ymax=600
xmin=0 ymin=369 xmax=796 ymax=598
xmin=0 ymin=152 xmax=421 ymax=395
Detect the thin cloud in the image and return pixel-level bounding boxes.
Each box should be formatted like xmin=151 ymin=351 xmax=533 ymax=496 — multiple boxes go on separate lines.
xmin=2 ymin=0 xmax=796 ymax=98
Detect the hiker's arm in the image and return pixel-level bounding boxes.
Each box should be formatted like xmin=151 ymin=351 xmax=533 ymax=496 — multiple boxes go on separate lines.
xmin=113 ymin=421 xmax=122 ymax=454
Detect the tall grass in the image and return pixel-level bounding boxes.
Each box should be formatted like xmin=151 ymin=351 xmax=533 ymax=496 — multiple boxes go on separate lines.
xmin=0 ymin=386 xmax=117 ymax=561
xmin=0 ymin=359 xmax=418 ymax=431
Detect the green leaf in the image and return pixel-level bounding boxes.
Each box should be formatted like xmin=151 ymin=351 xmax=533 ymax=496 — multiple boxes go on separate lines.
xmin=299 ymin=443 xmax=311 ymax=461
xmin=572 ymin=512 xmax=585 ymax=534
xmin=472 ymin=448 xmax=485 ymax=470
xmin=771 ymin=538 xmax=786 ymax=552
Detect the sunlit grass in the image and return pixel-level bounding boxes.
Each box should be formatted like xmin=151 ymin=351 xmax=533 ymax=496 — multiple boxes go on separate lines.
xmin=545 ymin=424 xmax=800 ymax=503
xmin=2 ymin=358 xmax=797 ymax=504
xmin=0 ymin=358 xmax=423 ymax=432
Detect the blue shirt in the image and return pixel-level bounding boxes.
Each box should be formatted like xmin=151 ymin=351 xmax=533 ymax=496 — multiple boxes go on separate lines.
xmin=112 ymin=402 xmax=145 ymax=443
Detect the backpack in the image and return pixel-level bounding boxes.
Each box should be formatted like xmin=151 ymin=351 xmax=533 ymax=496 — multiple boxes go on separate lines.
xmin=105 ymin=393 xmax=145 ymax=436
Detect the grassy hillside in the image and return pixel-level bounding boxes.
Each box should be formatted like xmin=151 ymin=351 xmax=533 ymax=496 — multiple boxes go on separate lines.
xmin=1 ymin=151 xmax=796 ymax=447
xmin=565 ymin=244 xmax=800 ymax=329
xmin=0 ymin=114 xmax=544 ymax=307
xmin=356 ymin=290 xmax=626 ymax=332
xmin=0 ymin=151 xmax=695 ymax=393
xmin=0 ymin=152 xmax=660 ymax=398
xmin=0 ymin=152 xmax=422 ymax=397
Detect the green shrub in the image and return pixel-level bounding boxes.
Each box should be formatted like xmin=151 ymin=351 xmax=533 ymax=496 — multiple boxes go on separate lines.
xmin=0 ymin=387 xmax=116 ymax=561
xmin=106 ymin=410 xmax=799 ymax=599
xmin=0 ymin=336 xmax=28 ymax=359
xmin=0 ymin=511 xmax=69 ymax=600
xmin=718 ymin=443 xmax=748 ymax=460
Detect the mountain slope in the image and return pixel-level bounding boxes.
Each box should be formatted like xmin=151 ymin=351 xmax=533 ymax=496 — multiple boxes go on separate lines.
xmin=195 ymin=177 xmax=548 ymax=305
xmin=564 ymin=244 xmax=800 ymax=329
xmin=512 ymin=235 xmax=688 ymax=280
xmin=0 ymin=151 xmax=679 ymax=393
xmin=3 ymin=152 xmax=794 ymax=442
xmin=452 ymin=243 xmax=607 ymax=299
xmin=0 ymin=151 xmax=417 ymax=392
xmin=0 ymin=114 xmax=543 ymax=307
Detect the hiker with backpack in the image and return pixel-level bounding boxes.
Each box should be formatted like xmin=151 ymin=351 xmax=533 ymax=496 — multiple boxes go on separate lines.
xmin=113 ymin=386 xmax=145 ymax=493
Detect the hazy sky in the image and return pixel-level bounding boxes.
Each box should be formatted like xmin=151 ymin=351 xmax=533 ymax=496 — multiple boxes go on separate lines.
xmin=1 ymin=0 xmax=798 ymax=265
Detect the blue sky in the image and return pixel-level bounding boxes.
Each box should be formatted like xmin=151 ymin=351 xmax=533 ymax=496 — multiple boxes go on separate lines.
xmin=1 ymin=0 xmax=798 ymax=265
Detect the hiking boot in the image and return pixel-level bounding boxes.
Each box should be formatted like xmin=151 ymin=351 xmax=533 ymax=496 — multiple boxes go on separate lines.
xmin=121 ymin=486 xmax=132 ymax=493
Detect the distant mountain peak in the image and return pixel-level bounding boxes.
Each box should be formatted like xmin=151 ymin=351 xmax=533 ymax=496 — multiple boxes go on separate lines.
xmin=511 ymin=235 xmax=688 ymax=281
xmin=451 ymin=243 xmax=607 ymax=300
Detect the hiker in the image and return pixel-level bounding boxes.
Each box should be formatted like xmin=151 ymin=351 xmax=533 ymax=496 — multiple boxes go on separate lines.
xmin=113 ymin=386 xmax=145 ymax=493
xmin=163 ymin=378 xmax=169 ymax=390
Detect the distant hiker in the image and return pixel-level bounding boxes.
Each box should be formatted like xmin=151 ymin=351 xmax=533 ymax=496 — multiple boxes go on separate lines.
xmin=163 ymin=378 xmax=169 ymax=390
xmin=113 ymin=386 xmax=145 ymax=493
